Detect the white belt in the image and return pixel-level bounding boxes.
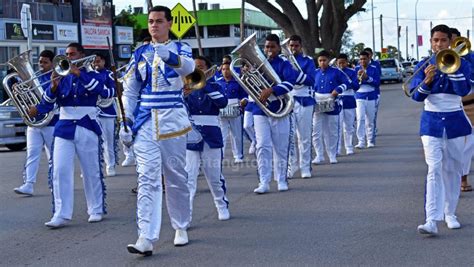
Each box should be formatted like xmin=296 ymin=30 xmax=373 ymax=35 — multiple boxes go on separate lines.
xmin=228 ymin=98 xmax=239 ymax=105
xmin=60 ymin=106 xmax=98 ymax=120
xmin=358 ymin=84 xmax=375 ymax=93
xmin=291 ymin=85 xmax=311 ymax=97
xmin=191 ymin=115 xmax=220 ymax=126
xmin=314 ymin=92 xmax=331 ymax=101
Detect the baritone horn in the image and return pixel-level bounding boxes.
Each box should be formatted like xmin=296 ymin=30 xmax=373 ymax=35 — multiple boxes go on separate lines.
xmin=229 ymin=32 xmax=294 ymax=118
xmin=402 ymin=36 xmax=471 ymax=97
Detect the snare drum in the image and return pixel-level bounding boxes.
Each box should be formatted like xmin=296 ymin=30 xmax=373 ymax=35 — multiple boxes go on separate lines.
xmin=314 ymin=97 xmax=335 ymax=113
xmin=219 ymin=104 xmax=241 ymax=118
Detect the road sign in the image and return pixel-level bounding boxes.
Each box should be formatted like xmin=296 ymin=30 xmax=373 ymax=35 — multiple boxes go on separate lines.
xmin=170 ymin=3 xmax=196 ymax=39
xmin=20 ymin=4 xmax=31 ymax=38
xmin=381 ymin=53 xmax=389 ymax=59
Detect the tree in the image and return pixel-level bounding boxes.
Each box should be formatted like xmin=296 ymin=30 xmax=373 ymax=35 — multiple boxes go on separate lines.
xmin=113 ymin=6 xmax=141 ymax=49
xmin=246 ymin=0 xmax=367 ymax=57
xmin=341 ymin=29 xmax=355 ymax=55
xmin=349 ymin=42 xmax=365 ymax=61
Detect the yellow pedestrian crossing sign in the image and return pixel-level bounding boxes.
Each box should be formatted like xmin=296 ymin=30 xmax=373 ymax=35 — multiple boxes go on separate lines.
xmin=170 ymin=3 xmax=196 ymax=39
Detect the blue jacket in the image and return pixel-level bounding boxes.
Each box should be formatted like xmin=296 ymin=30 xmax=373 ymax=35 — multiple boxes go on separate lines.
xmin=216 ymin=76 xmax=247 ymax=101
xmin=314 ymin=66 xmax=350 ymax=115
xmin=253 ymin=56 xmax=296 ymax=116
xmin=354 ymin=64 xmax=380 ymax=100
xmin=186 ymin=81 xmax=228 ymax=150
xmin=40 ymin=69 xmax=109 ymax=140
xmin=410 ymin=56 xmax=471 ymax=139
xmin=370 ymin=60 xmax=382 ymax=95
xmin=340 ymin=67 xmax=359 ymax=109
xmin=97 ymin=68 xmax=117 ymax=117
xmin=292 ymin=53 xmax=316 ymax=107
xmin=36 ymin=72 xmax=58 ymax=126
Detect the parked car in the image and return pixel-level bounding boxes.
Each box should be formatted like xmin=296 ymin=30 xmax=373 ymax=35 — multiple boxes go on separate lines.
xmin=402 ymin=61 xmax=414 ymax=76
xmin=380 ymin=58 xmax=404 ymax=83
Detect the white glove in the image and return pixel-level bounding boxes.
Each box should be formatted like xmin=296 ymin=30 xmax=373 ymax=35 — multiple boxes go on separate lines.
xmin=154 ymin=44 xmax=170 ymax=61
xmin=119 ymin=125 xmax=133 ymax=147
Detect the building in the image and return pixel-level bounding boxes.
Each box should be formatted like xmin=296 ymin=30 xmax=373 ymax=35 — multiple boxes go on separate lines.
xmin=133 ymin=3 xmax=279 ymax=63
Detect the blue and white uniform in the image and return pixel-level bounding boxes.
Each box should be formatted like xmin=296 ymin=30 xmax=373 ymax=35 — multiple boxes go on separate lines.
xmin=40 ymin=67 xmax=110 ymax=222
xmin=15 ymin=72 xmax=58 ymax=194
xmin=312 ymin=66 xmax=349 ymax=164
xmin=216 ymin=76 xmax=246 ymax=161
xmin=370 ymin=59 xmax=382 ymax=144
xmin=253 ymin=55 xmax=296 ymax=190
xmin=185 ymin=80 xmax=229 ymax=220
xmin=96 ymin=68 xmax=118 ymax=175
xmin=121 ymin=40 xmax=194 ymax=242
xmin=288 ymin=53 xmax=316 ymax=177
xmin=337 ymin=67 xmax=359 ymax=155
xmin=354 ymin=64 xmax=380 ymax=148
xmin=410 ymin=56 xmax=471 ymax=223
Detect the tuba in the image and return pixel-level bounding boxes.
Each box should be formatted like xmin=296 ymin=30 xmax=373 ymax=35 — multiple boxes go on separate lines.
xmin=229 ymin=33 xmax=294 ymax=118
xmin=2 ymin=50 xmax=55 ymax=127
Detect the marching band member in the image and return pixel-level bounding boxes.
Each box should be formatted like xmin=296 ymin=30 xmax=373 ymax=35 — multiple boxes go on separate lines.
xmin=240 ymin=64 xmax=257 ymax=155
xmin=13 ymin=50 xmax=58 ymax=196
xmin=411 ymin=24 xmax=471 ymax=235
xmin=217 ymin=62 xmax=246 ymax=163
xmin=120 ymin=6 xmax=195 ymax=256
xmin=253 ymin=34 xmax=296 ymax=194
xmin=93 ymin=53 xmax=118 ymax=177
xmin=185 ymin=56 xmax=230 ymax=221
xmin=286 ymin=35 xmax=316 ymax=178
xmin=312 ymin=50 xmax=349 ymax=164
xmin=363 ymin=47 xmax=382 ymax=145
xmin=336 ymin=53 xmax=359 ymax=155
xmin=29 ymin=43 xmax=110 ymax=228
xmin=451 ymin=27 xmax=474 ymax=192
xmin=354 ymin=51 xmax=380 ymax=149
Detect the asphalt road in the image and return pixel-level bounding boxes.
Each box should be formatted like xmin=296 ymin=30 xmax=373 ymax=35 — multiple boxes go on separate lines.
xmin=0 ymin=82 xmax=473 ymax=266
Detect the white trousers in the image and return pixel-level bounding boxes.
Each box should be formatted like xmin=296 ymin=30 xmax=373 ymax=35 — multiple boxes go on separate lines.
xmin=220 ymin=116 xmax=243 ymax=160
xmin=186 ymin=143 xmax=228 ymax=221
xmin=24 ymin=126 xmax=54 ymax=184
xmin=98 ymin=117 xmax=117 ymax=169
xmin=133 ymin=119 xmax=190 ymax=242
xmin=373 ymin=95 xmax=381 ymax=144
xmin=462 ymin=131 xmax=474 ymax=175
xmin=243 ymin=110 xmax=256 ymax=145
xmin=312 ymin=112 xmax=340 ymax=161
xmin=421 ymin=135 xmax=464 ymax=221
xmin=51 ymin=126 xmax=105 ymax=220
xmin=338 ymin=108 xmax=356 ymax=154
xmin=122 ymin=143 xmax=135 ymax=159
xmin=355 ymin=99 xmax=376 ymax=145
xmin=289 ymin=102 xmax=313 ymax=174
xmin=254 ymin=115 xmax=290 ymax=185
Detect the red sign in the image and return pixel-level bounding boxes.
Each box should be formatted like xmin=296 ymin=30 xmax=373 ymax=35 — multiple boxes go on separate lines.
xmin=417 ymin=35 xmax=423 ymax=46
xmin=80 ymin=0 xmax=113 ymax=49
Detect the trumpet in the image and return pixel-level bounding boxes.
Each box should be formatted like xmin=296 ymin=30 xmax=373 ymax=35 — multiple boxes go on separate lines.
xmin=183 ymin=65 xmax=218 ymax=90
xmin=402 ymin=36 xmax=471 ymax=97
xmin=358 ymin=66 xmax=366 ymax=84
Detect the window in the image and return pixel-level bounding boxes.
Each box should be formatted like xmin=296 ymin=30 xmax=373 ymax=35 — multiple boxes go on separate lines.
xmin=181 ymin=26 xmax=204 ymax=39
xmin=207 ymin=25 xmax=230 ymax=38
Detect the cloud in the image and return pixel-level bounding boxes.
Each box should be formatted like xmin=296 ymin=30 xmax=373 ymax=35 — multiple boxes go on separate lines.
xmin=436 ymin=9 xmax=449 ymax=19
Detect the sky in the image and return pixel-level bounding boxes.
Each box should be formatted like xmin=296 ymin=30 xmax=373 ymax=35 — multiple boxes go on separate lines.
xmin=113 ymin=0 xmax=473 ymax=60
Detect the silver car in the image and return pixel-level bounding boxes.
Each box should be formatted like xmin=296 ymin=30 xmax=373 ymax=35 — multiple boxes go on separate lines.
xmin=380 ymin=58 xmax=403 ymax=83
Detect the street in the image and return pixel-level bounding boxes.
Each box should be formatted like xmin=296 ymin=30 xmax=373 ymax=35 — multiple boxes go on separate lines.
xmin=0 ymin=82 xmax=473 ymax=266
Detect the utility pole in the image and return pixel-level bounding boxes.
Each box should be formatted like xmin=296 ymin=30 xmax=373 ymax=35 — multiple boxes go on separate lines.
xmin=415 ymin=0 xmax=420 ymax=61
xmin=192 ymin=0 xmax=203 ymax=56
xmin=380 ymin=14 xmax=383 ymax=53
xmin=371 ymin=0 xmax=375 ymax=51
xmin=396 ymin=0 xmax=400 ymax=62
xmin=430 ymin=21 xmax=433 ymax=31
xmin=240 ymin=0 xmax=245 ymax=42
xmin=406 ymin=26 xmax=409 ymax=60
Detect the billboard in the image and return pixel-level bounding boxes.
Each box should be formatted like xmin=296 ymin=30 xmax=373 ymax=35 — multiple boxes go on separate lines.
xmin=80 ymin=0 xmax=113 ymax=49
xmin=6 ymin=23 xmax=54 ymax=40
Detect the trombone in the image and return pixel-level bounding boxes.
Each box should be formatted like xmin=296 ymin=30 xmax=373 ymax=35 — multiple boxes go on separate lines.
xmin=402 ymin=36 xmax=471 ymax=97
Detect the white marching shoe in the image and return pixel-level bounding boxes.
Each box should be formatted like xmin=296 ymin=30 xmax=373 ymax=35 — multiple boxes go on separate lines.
xmin=174 ymin=229 xmax=189 ymax=246
xmin=45 ymin=217 xmax=69 ymax=229
xmin=88 ymin=214 xmax=103 ymax=223
xmin=311 ymin=157 xmax=324 ymax=164
xmin=106 ymin=166 xmax=116 ymax=177
xmin=417 ymin=220 xmax=438 ymax=235
xmin=445 ymin=215 xmax=461 ymax=229
xmin=121 ymin=157 xmax=136 ymax=167
xmin=253 ymin=183 xmax=269 ymax=194
xmin=13 ymin=182 xmax=34 ymax=196
xmin=217 ymin=207 xmax=231 ymax=221
xmin=277 ymin=182 xmax=289 ymax=192
xmin=248 ymin=143 xmax=256 ymax=154
xmin=301 ymin=170 xmax=311 ymax=179
xmin=127 ymin=237 xmax=153 ymax=256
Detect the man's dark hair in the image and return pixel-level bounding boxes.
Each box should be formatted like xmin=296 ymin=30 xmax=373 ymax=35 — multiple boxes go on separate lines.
xmin=67 ymin=42 xmax=85 ymax=54
xmin=359 ymin=51 xmax=370 ymax=57
xmin=39 ymin=50 xmax=54 ymax=62
xmin=94 ymin=53 xmax=108 ymax=65
xmin=265 ymin=34 xmax=280 ymax=45
xmin=222 ymin=55 xmax=232 ymax=62
xmin=142 ymin=36 xmax=152 ymax=43
xmin=363 ymin=47 xmax=373 ymax=55
xmin=431 ymin=24 xmax=452 ymax=39
xmin=318 ymin=50 xmax=331 ymax=59
xmin=289 ymin=35 xmax=302 ymax=44
xmin=195 ymin=55 xmax=212 ymax=69
xmin=450 ymin=27 xmax=461 ymax=37
xmin=149 ymin=6 xmax=172 ymax=21
xmin=337 ymin=53 xmax=348 ymax=60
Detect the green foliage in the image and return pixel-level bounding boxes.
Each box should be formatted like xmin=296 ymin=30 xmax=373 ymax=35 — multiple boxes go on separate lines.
xmin=350 ymin=42 xmax=365 ymax=61
xmin=113 ymin=5 xmax=141 ymax=48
